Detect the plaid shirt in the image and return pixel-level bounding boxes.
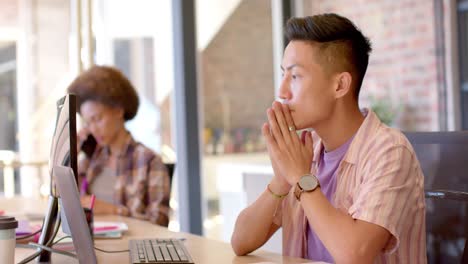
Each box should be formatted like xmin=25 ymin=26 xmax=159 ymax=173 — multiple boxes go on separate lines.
xmin=273 ymin=109 xmax=427 ymax=263
xmin=78 ymin=133 xmax=170 ymax=226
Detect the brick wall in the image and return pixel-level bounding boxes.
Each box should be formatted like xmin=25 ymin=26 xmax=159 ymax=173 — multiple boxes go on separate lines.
xmin=201 ymin=0 xmax=273 ymax=153
xmin=303 ymin=0 xmax=440 ymax=131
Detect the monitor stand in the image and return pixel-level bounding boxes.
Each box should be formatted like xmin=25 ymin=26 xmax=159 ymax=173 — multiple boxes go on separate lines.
xmin=36 ymin=195 xmax=58 ymax=263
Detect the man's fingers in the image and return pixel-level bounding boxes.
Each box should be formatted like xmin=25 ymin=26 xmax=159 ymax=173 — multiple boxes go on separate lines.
xmin=267 ymin=108 xmax=287 ymax=149
xmin=262 ymin=122 xmax=282 ymax=163
xmin=272 ymin=101 xmax=291 ymax=140
xmin=281 ymin=103 xmax=301 ymax=147
xmin=262 ymin=122 xmax=276 ymax=148
xmin=282 ymin=103 xmax=296 ymax=131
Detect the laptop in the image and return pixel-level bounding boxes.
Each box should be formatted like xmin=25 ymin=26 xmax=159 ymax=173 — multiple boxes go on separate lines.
xmin=55 ymin=165 xmax=194 ymax=264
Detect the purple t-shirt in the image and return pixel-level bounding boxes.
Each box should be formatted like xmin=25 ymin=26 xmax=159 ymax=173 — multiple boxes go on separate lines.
xmin=307 ymin=136 xmax=354 ymax=262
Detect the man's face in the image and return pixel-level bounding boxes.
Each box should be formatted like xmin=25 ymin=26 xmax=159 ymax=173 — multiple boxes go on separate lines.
xmin=279 ymin=40 xmax=337 ymax=130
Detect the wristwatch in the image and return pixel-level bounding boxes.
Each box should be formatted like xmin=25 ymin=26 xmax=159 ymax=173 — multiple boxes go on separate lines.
xmin=294 ymin=174 xmax=320 ymax=201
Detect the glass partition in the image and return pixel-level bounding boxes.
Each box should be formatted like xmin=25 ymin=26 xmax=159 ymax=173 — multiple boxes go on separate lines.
xmin=196 ymin=0 xmax=275 ymax=242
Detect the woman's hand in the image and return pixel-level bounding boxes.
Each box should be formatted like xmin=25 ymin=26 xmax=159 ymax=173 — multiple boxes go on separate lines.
xmin=262 ymin=101 xmax=314 ymax=186
xmin=77 ymin=126 xmax=91 ymax=151
xmin=77 ymin=126 xmax=91 ymax=142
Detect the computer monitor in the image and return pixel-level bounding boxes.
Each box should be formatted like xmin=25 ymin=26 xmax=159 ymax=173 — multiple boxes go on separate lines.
xmin=54 ymin=165 xmax=97 ymax=263
xmin=49 ymin=94 xmax=78 ymax=191
xmin=36 ymin=94 xmax=78 ymax=262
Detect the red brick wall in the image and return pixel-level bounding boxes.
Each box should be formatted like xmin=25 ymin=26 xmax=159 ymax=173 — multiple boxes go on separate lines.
xmin=303 ymin=0 xmax=440 ymax=131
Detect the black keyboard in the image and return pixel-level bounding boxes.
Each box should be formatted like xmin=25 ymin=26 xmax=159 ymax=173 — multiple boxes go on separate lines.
xmin=129 ymin=238 xmax=194 ymax=264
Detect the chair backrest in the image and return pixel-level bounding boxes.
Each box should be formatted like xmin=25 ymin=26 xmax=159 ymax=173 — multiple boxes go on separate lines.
xmin=164 ymin=163 xmax=175 ymax=187
xmin=158 ymin=163 xmax=175 ymax=227
xmin=424 ymin=190 xmax=468 ymax=264
xmin=404 ymin=131 xmax=468 ymax=191
xmin=404 ymin=131 xmax=468 ymax=264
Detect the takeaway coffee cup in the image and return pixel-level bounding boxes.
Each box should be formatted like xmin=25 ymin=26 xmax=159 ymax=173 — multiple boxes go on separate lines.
xmin=0 ymin=216 xmax=18 ymax=264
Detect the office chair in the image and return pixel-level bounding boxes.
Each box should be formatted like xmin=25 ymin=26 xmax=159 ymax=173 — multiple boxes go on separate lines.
xmin=404 ymin=131 xmax=468 ymax=264
xmin=164 ymin=163 xmax=175 ymax=188
xmin=153 ymin=163 xmax=175 ymax=227
xmin=425 ymin=190 xmax=468 ymax=264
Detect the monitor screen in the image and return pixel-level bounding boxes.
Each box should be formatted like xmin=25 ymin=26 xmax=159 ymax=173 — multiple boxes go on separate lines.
xmin=48 ymin=94 xmax=78 ymax=194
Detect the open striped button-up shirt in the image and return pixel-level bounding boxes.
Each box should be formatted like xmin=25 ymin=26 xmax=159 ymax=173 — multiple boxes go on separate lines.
xmin=274 ymin=109 xmax=427 ymax=263
xmin=78 ymin=133 xmax=170 ymax=226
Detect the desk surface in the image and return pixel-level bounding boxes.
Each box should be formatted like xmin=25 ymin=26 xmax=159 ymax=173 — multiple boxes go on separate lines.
xmin=6 ymin=197 xmax=314 ymax=263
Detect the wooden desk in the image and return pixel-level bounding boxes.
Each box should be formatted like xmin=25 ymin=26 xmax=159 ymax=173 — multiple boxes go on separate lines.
xmin=7 ymin=197 xmax=314 ymax=263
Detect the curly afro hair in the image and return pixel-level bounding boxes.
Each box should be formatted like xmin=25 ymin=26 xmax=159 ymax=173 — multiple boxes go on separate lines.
xmin=67 ymin=65 xmax=139 ymax=121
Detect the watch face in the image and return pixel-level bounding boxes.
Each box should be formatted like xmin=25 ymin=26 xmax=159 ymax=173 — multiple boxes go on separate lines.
xmin=299 ymin=175 xmax=318 ymax=191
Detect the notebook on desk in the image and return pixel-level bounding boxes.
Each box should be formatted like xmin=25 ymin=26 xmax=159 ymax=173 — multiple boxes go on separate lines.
xmin=93 ymin=221 xmax=128 ymax=239
xmin=55 ymin=165 xmax=195 ymax=264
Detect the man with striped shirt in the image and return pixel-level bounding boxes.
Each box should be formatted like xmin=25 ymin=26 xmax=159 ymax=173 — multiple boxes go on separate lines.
xmin=231 ymin=13 xmax=426 ymax=263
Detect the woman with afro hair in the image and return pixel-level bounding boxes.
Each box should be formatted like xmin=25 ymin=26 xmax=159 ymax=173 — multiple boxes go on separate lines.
xmin=68 ymin=65 xmax=170 ymax=226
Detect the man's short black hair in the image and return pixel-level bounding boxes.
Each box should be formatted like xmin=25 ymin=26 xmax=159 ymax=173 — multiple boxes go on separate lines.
xmin=286 ymin=13 xmax=372 ymax=98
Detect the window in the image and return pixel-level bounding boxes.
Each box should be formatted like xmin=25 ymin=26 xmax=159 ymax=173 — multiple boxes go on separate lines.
xmin=197 ymin=0 xmax=275 ymax=241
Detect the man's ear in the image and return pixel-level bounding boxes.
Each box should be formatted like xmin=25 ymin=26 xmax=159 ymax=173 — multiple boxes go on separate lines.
xmin=334 ymin=72 xmax=353 ymax=99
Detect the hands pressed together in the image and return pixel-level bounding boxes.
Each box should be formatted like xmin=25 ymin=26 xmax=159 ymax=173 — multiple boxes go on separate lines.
xmin=262 ymin=101 xmax=314 ymax=190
